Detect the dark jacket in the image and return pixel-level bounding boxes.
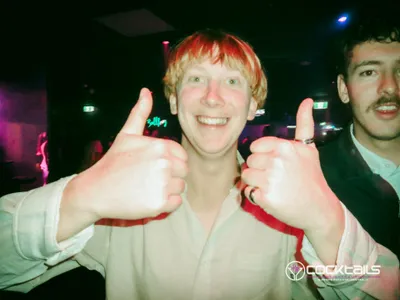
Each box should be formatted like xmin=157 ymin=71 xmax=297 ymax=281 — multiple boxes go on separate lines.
xmin=319 ymin=127 xmax=399 ymax=259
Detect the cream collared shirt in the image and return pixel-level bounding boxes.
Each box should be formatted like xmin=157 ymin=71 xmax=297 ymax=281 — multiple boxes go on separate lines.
xmin=0 ymin=153 xmax=399 ymax=299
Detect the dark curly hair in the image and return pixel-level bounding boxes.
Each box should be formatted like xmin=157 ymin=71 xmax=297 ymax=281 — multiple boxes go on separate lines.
xmin=336 ymin=11 xmax=400 ymax=79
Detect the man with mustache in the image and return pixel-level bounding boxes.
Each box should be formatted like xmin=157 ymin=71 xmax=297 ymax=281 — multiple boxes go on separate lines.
xmin=319 ymin=14 xmax=400 ymax=258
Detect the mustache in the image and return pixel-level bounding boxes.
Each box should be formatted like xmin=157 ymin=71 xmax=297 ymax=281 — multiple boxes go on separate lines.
xmin=367 ymin=95 xmax=400 ymax=111
xmin=374 ymin=95 xmax=400 ymax=107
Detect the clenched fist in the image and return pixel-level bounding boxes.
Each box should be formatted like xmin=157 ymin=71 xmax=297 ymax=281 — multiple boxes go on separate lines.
xmin=241 ymin=98 xmax=343 ymax=233
xmin=63 ymin=88 xmax=189 ymax=223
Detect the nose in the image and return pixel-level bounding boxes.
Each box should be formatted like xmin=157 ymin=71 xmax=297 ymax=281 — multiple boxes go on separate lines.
xmin=379 ymin=72 xmax=399 ymax=97
xmin=201 ymin=80 xmax=225 ymax=107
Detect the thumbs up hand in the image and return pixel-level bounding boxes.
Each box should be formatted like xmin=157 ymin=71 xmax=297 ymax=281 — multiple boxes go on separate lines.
xmin=241 ymin=98 xmax=344 ymax=233
xmin=66 ymin=88 xmax=188 ymax=221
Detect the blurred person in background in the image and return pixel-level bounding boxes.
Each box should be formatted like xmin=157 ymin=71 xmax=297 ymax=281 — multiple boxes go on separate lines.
xmin=80 ymin=140 xmax=104 ymax=172
xmin=36 ymin=132 xmax=49 ymax=185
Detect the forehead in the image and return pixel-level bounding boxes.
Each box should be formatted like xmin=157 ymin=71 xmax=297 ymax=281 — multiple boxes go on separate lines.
xmin=184 ymin=59 xmax=244 ymax=75
xmin=350 ymin=41 xmax=400 ymax=64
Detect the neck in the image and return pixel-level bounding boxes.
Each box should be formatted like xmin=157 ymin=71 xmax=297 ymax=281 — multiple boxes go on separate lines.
xmin=182 ymin=138 xmax=240 ymax=213
xmin=353 ymin=123 xmax=400 ymax=166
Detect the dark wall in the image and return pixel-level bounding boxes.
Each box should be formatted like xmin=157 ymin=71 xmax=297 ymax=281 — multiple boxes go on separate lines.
xmin=45 ymin=25 xmax=181 ymax=181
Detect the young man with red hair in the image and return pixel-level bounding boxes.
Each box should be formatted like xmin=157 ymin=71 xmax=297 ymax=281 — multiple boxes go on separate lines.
xmin=0 ymin=29 xmax=398 ymax=299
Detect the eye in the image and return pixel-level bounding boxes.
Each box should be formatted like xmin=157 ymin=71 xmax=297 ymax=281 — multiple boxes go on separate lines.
xmin=226 ymin=78 xmax=239 ymax=85
xmin=188 ymin=76 xmax=203 ymax=83
xmin=359 ymin=70 xmax=377 ymax=77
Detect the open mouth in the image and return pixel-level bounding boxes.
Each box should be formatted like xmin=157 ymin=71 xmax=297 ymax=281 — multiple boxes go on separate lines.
xmin=374 ymin=103 xmax=399 ymax=119
xmin=375 ymin=104 xmax=399 ymax=113
xmin=196 ymin=116 xmax=229 ymax=126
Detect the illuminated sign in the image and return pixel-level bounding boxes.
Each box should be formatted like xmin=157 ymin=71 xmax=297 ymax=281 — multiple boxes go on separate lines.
xmin=83 ymin=105 xmax=96 ymax=112
xmin=313 ymin=102 xmax=328 ymax=110
xmin=147 ymin=116 xmax=168 ymax=128
xmin=255 ymin=109 xmax=265 ymax=117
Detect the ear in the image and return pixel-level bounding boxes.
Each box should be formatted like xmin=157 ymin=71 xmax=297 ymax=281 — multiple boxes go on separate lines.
xmin=337 ymin=74 xmax=350 ymax=104
xmin=247 ymin=97 xmax=258 ymax=121
xmin=169 ymin=94 xmax=177 ymax=115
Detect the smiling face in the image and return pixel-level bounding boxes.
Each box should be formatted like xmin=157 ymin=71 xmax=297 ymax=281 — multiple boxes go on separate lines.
xmin=163 ymin=29 xmax=267 ymax=157
xmin=169 ymin=59 xmax=257 ymax=156
xmin=338 ymin=41 xmax=400 ymax=141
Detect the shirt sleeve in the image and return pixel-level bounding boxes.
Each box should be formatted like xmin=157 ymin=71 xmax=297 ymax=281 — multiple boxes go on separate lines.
xmin=0 ymin=176 xmax=95 ymax=291
xmin=301 ymin=202 xmax=400 ymax=300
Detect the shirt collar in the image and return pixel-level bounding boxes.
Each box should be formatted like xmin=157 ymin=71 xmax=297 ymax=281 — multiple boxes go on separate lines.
xmin=350 ymin=124 xmax=397 ymax=175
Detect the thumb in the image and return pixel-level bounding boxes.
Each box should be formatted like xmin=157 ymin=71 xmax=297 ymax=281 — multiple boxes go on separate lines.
xmin=120 ymin=88 xmax=153 ymax=135
xmin=295 ymin=98 xmax=315 ymax=143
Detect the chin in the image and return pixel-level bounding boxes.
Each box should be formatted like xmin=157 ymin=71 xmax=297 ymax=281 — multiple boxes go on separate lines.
xmin=365 ymin=125 xmax=400 ymax=141
xmin=370 ymin=130 xmax=400 ymax=141
xmin=191 ymin=137 xmax=238 ymax=157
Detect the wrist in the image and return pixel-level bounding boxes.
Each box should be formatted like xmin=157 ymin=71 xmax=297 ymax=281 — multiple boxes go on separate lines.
xmin=304 ymin=191 xmax=345 ymax=265
xmin=56 ymin=173 xmax=100 ymax=242
xmin=305 ymin=190 xmax=345 ymax=238
xmin=61 ymin=172 xmax=101 ymax=223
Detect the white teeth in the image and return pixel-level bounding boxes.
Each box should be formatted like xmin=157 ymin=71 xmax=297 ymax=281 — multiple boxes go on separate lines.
xmin=197 ymin=116 xmax=228 ymax=125
xmin=376 ymin=105 xmax=398 ymax=111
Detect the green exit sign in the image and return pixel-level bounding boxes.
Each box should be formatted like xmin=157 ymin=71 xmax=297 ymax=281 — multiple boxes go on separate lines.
xmin=83 ymin=105 xmax=95 ymax=112
xmin=313 ymin=102 xmax=328 ymax=110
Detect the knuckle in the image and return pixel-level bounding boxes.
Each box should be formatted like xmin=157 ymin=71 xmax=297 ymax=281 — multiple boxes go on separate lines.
xmin=279 ymin=140 xmax=293 ymax=152
xmin=241 ymin=169 xmax=250 ymax=182
xmin=272 ymin=157 xmax=281 ymax=168
xmin=247 ymin=154 xmax=255 ymax=166
xmin=165 ymin=139 xmax=177 ymax=148
xmin=152 ymin=140 xmax=166 ymax=154
xmin=155 ymin=158 xmax=170 ymax=170
xmin=173 ymin=159 xmax=188 ymax=177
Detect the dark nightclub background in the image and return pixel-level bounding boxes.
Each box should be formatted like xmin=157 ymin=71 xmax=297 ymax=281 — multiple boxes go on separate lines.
xmin=0 ymin=0 xmax=396 ymax=192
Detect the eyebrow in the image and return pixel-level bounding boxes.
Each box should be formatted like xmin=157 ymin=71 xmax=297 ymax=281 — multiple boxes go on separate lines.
xmin=351 ymin=58 xmax=400 ymax=74
xmin=351 ymin=60 xmax=382 ymax=73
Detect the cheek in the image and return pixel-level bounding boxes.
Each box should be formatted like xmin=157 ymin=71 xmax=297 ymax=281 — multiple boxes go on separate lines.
xmin=231 ymin=99 xmax=251 ymax=118
xmin=178 ymin=87 xmax=205 ymax=109
xmin=348 ymin=84 xmax=376 ymax=111
xmin=181 ymin=86 xmax=206 ymax=97
xmin=349 ymin=97 xmax=368 ymax=115
xmin=221 ymin=89 xmax=249 ymax=109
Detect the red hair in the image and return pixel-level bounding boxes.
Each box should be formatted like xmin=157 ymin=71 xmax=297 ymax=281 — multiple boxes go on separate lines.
xmin=163 ymin=29 xmax=267 ymax=108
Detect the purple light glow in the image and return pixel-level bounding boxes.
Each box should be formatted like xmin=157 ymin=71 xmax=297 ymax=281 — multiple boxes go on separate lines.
xmin=162 ymin=41 xmax=169 ymax=45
